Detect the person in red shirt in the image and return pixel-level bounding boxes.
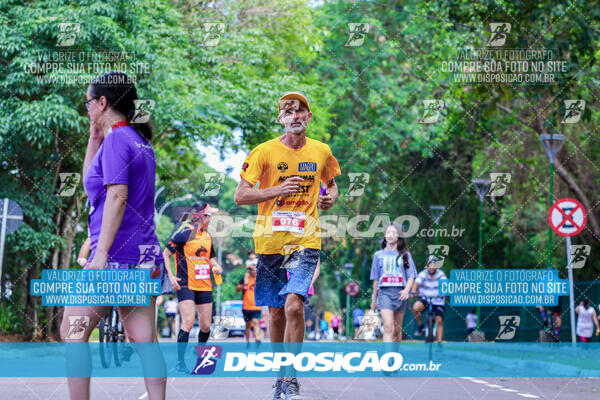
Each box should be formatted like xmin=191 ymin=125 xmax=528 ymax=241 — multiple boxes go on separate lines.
xmin=330 ymin=314 xmax=341 ymax=339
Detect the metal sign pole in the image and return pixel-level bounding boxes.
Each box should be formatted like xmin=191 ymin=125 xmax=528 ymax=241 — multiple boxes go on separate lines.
xmin=0 ymin=199 xmax=8 ymax=298
xmin=346 ymin=293 xmax=350 ymax=340
xmin=217 ymin=239 xmax=222 ymax=318
xmin=565 ymin=236 xmax=576 ymax=345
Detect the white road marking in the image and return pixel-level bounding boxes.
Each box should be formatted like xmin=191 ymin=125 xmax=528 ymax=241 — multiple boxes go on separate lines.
xmin=462 ymin=377 xmax=540 ymax=398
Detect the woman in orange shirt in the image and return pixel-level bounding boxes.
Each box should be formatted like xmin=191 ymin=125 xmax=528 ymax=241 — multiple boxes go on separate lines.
xmin=236 ymin=257 xmax=263 ymax=345
xmin=163 ymin=202 xmax=222 ymax=373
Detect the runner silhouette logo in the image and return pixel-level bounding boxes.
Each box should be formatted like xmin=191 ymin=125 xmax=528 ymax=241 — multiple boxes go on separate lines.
xmin=419 ymin=100 xmax=444 ymax=124
xmin=200 ymin=23 xmax=225 ymax=47
xmin=57 ymin=22 xmax=80 ymax=46
xmin=345 ymin=23 xmax=370 ymax=47
xmin=487 ymin=23 xmax=511 ymax=47
xmin=210 ymin=316 xmax=234 ymax=340
xmin=202 ymin=173 xmax=225 ymax=196
xmin=427 ymin=245 xmax=449 ymax=268
xmin=138 ymin=245 xmax=161 ymax=267
xmin=66 ymin=316 xmax=89 ymax=339
xmin=132 ymin=100 xmax=155 ymax=124
xmin=496 ymin=316 xmax=520 ymax=340
xmin=488 ymin=173 xmax=511 ymax=197
xmin=346 ymin=173 xmax=369 ymax=197
xmin=191 ymin=345 xmax=222 ymax=375
xmin=561 ymin=100 xmax=585 ymax=124
xmin=568 ymin=245 xmax=590 ymax=269
xmin=57 ymin=173 xmax=81 ymax=197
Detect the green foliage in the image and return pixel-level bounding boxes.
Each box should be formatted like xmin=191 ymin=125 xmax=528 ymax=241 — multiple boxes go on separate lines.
xmin=219 ymin=266 xmax=246 ymax=302
xmin=0 ymin=302 xmax=24 ymax=335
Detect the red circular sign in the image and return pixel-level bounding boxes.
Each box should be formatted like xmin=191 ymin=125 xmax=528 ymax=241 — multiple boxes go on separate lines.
xmin=345 ymin=280 xmax=360 ymax=297
xmin=548 ymin=198 xmax=587 ymax=237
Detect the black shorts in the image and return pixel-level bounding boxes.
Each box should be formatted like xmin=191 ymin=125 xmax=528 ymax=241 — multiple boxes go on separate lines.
xmin=166 ymin=312 xmax=177 ymax=319
xmin=177 ymin=287 xmax=213 ymax=304
xmin=418 ymin=298 xmax=445 ymax=319
xmin=242 ymin=309 xmax=262 ymax=322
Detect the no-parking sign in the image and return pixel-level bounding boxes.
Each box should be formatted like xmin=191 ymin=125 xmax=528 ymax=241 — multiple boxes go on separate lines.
xmin=548 ymin=198 xmax=587 ymax=237
xmin=345 ymin=280 xmax=360 ymax=297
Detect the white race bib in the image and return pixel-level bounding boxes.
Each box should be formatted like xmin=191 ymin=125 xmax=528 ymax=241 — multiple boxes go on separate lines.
xmin=194 ymin=264 xmax=210 ymax=280
xmin=272 ymin=211 xmax=305 ymax=233
xmin=381 ymin=274 xmax=403 ymax=286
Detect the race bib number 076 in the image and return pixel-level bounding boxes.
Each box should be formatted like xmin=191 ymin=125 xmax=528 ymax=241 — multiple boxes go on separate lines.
xmin=272 ymin=211 xmax=305 ymax=234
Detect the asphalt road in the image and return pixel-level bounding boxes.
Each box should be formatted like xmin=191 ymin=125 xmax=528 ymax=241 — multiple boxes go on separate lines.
xmin=3 ymin=377 xmax=599 ymax=399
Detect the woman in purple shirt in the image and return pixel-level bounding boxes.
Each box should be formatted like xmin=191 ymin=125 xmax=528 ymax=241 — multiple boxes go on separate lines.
xmin=60 ymin=71 xmax=171 ymax=400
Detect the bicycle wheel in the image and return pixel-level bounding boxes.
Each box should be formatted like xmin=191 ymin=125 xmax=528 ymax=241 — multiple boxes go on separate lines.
xmin=113 ymin=319 xmax=124 ymax=367
xmin=98 ymin=318 xmax=113 ymax=368
xmin=426 ymin=309 xmax=435 ymax=343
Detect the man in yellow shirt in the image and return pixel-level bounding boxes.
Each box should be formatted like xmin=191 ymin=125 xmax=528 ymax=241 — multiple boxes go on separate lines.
xmin=234 ymin=92 xmax=340 ymax=400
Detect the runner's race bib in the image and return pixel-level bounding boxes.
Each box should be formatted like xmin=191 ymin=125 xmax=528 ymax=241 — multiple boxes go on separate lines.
xmin=381 ymin=274 xmax=403 ymax=285
xmin=272 ymin=211 xmax=305 ymax=234
xmin=195 ymin=264 xmax=210 ymax=280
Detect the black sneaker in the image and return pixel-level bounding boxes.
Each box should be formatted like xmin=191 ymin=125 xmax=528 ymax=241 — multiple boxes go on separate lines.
xmin=282 ymin=378 xmax=302 ymax=400
xmin=175 ymin=361 xmax=189 ymax=374
xmin=272 ymin=377 xmax=284 ymax=400
xmin=413 ymin=326 xmax=425 ymax=336
xmin=120 ymin=344 xmax=134 ymax=362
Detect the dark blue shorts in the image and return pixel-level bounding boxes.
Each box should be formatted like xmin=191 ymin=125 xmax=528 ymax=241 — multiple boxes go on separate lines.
xmin=177 ymin=286 xmax=213 ymax=304
xmin=242 ymin=309 xmax=262 ymax=322
xmin=254 ymin=248 xmax=320 ymax=308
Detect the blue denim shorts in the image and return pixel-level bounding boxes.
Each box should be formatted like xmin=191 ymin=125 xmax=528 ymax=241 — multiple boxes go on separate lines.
xmin=254 ymin=249 xmax=320 ymax=308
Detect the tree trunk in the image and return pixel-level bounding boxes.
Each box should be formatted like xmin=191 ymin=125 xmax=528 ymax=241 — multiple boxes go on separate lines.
xmin=24 ymin=261 xmax=40 ymax=341
xmin=46 ymin=194 xmax=84 ymax=341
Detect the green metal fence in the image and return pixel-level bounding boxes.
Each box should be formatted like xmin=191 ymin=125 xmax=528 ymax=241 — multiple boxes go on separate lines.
xmin=399 ymin=281 xmax=600 ymax=342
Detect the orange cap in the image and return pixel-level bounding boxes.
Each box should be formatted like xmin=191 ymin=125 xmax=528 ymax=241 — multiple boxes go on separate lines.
xmin=278 ymin=92 xmax=310 ymax=112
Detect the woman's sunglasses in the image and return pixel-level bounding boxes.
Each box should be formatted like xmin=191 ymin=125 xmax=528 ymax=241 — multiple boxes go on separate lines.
xmin=84 ymin=97 xmax=99 ymax=110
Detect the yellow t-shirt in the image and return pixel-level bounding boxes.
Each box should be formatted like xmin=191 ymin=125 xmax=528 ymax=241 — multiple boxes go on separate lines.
xmin=240 ymin=136 xmax=341 ymax=255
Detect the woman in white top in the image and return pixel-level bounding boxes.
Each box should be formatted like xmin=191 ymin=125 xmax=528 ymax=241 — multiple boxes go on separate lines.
xmin=575 ymin=299 xmax=600 ymax=342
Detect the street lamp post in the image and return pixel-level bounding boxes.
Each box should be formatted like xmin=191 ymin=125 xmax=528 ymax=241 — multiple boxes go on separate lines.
xmin=429 ymin=205 xmax=446 ymax=246
xmin=343 ymin=262 xmax=354 ymax=340
xmin=473 ymin=178 xmax=491 ymax=330
xmin=154 ymin=194 xmax=193 ymax=225
xmin=540 ymin=134 xmax=565 ymax=268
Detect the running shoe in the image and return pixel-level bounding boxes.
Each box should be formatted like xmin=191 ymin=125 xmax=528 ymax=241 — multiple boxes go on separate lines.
xmin=282 ymin=378 xmax=302 ymax=400
xmin=121 ymin=344 xmax=134 ymax=362
xmin=175 ymin=361 xmax=189 ymax=374
xmin=272 ymin=377 xmax=284 ymax=400
xmin=413 ymin=326 xmax=425 ymax=336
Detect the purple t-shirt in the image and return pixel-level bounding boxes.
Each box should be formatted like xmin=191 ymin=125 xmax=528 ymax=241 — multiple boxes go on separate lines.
xmin=84 ymin=125 xmax=163 ymax=264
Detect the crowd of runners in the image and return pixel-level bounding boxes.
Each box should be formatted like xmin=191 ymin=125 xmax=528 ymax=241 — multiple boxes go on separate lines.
xmin=60 ymin=71 xmax=600 ymax=400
